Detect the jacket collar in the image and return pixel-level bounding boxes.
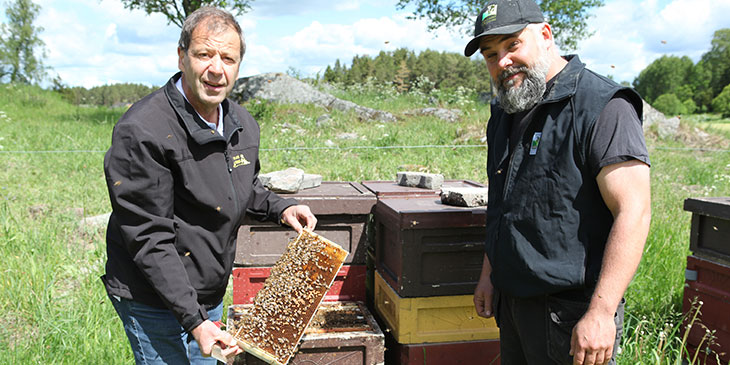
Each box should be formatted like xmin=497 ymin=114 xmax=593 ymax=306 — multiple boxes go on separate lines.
xmin=164 ymin=72 xmax=243 ymax=145
xmin=542 ymin=55 xmax=584 ymax=104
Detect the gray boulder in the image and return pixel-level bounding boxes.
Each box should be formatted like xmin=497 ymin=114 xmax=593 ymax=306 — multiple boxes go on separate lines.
xmin=642 ymin=100 xmax=679 ymax=138
xmin=232 ymin=73 xmax=396 ymax=123
xmin=404 ymin=108 xmax=463 ymax=123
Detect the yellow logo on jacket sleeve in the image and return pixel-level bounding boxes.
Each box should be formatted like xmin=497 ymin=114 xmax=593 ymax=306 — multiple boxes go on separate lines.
xmin=232 ymin=154 xmax=251 ymax=168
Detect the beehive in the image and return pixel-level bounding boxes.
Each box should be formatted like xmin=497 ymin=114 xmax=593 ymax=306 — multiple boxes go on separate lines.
xmin=228 ymin=230 xmax=349 ymax=364
xmin=229 ymin=302 xmax=386 ymax=365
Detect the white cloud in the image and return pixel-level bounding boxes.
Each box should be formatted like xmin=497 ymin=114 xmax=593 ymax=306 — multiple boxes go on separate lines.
xmin=575 ymin=0 xmax=730 ymax=83
xmin=240 ymin=13 xmax=465 ymax=78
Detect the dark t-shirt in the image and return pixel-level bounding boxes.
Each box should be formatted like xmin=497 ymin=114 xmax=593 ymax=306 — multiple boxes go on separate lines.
xmin=587 ymin=91 xmax=651 ymax=176
xmin=508 ymin=89 xmax=650 ymax=177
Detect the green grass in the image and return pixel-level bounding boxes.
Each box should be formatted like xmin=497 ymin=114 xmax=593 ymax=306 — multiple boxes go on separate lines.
xmin=1 ymin=82 xmax=729 ymax=364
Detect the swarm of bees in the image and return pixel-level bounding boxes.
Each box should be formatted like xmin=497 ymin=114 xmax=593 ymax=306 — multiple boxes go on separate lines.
xmin=229 ymin=230 xmax=348 ymax=364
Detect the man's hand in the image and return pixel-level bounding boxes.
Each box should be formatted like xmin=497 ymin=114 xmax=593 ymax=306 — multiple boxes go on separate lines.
xmin=570 ymin=309 xmax=616 ymax=365
xmin=281 ymin=205 xmax=317 ymax=233
xmin=474 ymin=275 xmax=494 ymax=318
xmin=191 ymin=320 xmax=242 ymax=360
xmin=474 ymin=253 xmax=495 ymax=318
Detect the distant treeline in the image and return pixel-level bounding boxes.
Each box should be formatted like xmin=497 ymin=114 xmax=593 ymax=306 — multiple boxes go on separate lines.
xmin=54 ymin=81 xmax=158 ymax=107
xmin=632 ymin=28 xmax=729 ymax=116
xmin=322 ymin=48 xmax=492 ymax=93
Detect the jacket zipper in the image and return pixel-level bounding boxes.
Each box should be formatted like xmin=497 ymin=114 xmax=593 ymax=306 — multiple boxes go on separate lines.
xmin=223 ymin=138 xmax=239 ymax=222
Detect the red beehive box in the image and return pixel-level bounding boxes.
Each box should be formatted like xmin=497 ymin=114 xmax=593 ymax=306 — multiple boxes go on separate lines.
xmin=682 ymin=255 xmax=730 ymax=364
xmin=232 ymin=265 xmax=366 ymax=305
xmin=384 ymin=332 xmax=500 ymax=365
xmin=361 ymin=179 xmax=486 ymax=199
xmin=236 ymin=182 xmax=376 ymax=266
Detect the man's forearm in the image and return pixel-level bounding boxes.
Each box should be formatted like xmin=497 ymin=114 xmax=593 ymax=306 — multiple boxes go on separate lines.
xmin=588 ymin=208 xmax=650 ymax=315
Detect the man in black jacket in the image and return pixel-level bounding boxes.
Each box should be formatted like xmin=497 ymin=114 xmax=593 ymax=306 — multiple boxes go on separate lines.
xmin=465 ymin=1 xmax=651 ymax=364
xmin=102 ymin=7 xmax=316 ymax=364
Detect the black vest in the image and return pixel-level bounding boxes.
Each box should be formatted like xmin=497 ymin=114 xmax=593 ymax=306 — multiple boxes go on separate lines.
xmin=485 ymin=55 xmax=643 ymax=298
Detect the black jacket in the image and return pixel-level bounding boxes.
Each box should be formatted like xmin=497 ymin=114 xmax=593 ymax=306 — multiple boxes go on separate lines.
xmin=485 ymin=56 xmax=643 ymax=298
xmin=102 ymin=73 xmax=296 ymax=332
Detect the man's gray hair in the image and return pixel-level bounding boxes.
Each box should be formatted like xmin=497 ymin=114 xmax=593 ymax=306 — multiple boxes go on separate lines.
xmin=178 ymin=7 xmax=246 ymax=59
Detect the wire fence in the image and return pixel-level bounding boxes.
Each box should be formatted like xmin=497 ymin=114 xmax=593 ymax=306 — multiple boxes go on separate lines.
xmin=0 ymin=144 xmax=729 ymax=154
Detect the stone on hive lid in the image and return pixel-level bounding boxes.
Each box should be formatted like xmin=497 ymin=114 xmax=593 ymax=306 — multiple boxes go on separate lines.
xmin=440 ymin=187 xmax=489 ymax=207
xmin=396 ymin=171 xmax=444 ymax=190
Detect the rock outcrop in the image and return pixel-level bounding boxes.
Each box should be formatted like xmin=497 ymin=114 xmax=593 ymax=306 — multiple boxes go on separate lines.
xmin=232 ymin=73 xmax=396 ymax=123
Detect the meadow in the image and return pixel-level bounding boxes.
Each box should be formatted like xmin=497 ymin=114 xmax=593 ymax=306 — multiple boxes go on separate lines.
xmin=0 ymin=81 xmax=729 ymax=364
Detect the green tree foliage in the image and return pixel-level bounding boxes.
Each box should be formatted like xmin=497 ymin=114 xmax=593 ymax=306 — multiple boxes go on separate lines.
xmin=699 ymin=29 xmax=730 ymax=102
xmin=652 ymin=93 xmax=686 ymax=116
xmin=323 ymin=48 xmax=492 ymax=93
xmin=632 ymin=55 xmax=694 ymax=104
xmin=119 ymin=0 xmax=253 ymax=28
xmin=0 ymin=0 xmax=47 ymax=84
xmin=712 ymin=84 xmax=730 ymax=117
xmin=395 ymin=0 xmax=604 ymax=51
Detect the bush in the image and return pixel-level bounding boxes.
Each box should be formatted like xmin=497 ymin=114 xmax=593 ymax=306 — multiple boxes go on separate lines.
xmin=712 ymin=84 xmax=730 ymax=117
xmin=244 ymin=99 xmax=275 ymax=123
xmin=653 ymin=93 xmax=686 ymax=116
xmin=682 ymin=98 xmax=697 ymax=114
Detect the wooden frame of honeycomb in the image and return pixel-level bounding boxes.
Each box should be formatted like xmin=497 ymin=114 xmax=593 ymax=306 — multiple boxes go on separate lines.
xmin=227 ymin=229 xmax=349 ymax=364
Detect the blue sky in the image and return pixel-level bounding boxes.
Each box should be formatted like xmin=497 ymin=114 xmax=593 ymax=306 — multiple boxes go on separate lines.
xmin=16 ymin=0 xmax=730 ymax=88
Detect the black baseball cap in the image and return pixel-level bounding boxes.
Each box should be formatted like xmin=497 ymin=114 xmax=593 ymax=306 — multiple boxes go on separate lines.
xmin=464 ymin=0 xmax=545 ymax=57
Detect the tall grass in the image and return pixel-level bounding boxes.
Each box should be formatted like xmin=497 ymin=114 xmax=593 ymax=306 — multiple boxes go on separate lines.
xmin=0 ymin=82 xmax=728 ymax=364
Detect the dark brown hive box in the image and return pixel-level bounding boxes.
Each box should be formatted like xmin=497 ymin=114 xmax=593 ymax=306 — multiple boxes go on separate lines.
xmin=236 ymin=182 xmax=376 ymax=266
xmin=682 ymin=255 xmax=730 ymax=365
xmin=361 ymin=179 xmax=486 ymax=199
xmin=374 ymin=197 xmax=486 ymax=297
xmin=684 ymin=197 xmax=730 ymax=264
xmin=229 ymin=302 xmax=385 ymax=365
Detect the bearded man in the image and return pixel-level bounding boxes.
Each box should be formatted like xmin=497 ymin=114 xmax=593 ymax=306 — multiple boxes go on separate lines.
xmin=464 ymin=1 xmax=652 ymax=364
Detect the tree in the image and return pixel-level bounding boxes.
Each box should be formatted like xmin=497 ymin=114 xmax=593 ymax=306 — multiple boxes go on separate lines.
xmin=712 ymin=84 xmax=730 ymax=117
xmin=0 ymin=0 xmax=47 ymax=84
xmin=119 ymin=0 xmax=253 ymax=28
xmin=699 ymin=29 xmax=730 ymax=101
xmin=652 ymin=93 xmax=686 ymax=116
xmin=632 ymin=55 xmax=694 ymax=104
xmin=395 ymin=0 xmax=604 ymax=51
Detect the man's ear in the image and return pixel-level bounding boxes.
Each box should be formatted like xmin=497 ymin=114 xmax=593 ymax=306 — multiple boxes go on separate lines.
xmin=540 ymin=23 xmax=554 ymax=43
xmin=177 ymin=47 xmax=185 ymax=72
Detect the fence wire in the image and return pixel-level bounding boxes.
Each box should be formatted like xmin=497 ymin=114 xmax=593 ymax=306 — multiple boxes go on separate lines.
xmin=0 ymin=145 xmax=728 ymax=154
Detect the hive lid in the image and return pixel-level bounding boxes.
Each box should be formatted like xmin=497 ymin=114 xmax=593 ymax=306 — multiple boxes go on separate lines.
xmin=280 ymin=182 xmax=376 ymax=215
xmin=375 ymin=197 xmax=486 ymax=229
xmin=684 ymin=197 xmax=730 ymax=219
xmin=361 ymin=179 xmax=486 ymax=198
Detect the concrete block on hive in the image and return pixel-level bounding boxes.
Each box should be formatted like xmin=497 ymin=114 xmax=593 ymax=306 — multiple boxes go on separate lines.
xmin=300 ymin=174 xmax=322 ymax=190
xmin=396 ymin=171 xmax=444 ymax=189
xmin=440 ymin=187 xmax=488 ymax=207
xmin=260 ymin=168 xmax=305 ymax=193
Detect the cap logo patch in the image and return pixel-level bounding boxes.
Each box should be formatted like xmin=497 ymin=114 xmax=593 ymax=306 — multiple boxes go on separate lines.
xmin=482 ymin=4 xmax=498 ymax=26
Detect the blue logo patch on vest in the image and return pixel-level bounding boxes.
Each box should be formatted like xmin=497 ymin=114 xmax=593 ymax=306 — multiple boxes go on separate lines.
xmin=530 ymin=132 xmax=542 ymax=155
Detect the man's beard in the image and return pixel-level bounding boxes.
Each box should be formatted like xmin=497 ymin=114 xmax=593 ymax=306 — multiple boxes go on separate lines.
xmin=493 ymin=50 xmax=551 ymax=114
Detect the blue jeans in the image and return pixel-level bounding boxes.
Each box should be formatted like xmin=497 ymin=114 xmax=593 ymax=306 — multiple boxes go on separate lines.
xmin=109 ymin=294 xmax=222 ymax=365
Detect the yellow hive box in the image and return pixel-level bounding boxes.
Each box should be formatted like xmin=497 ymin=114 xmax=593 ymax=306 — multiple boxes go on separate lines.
xmin=374 ymin=270 xmax=499 ymax=344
